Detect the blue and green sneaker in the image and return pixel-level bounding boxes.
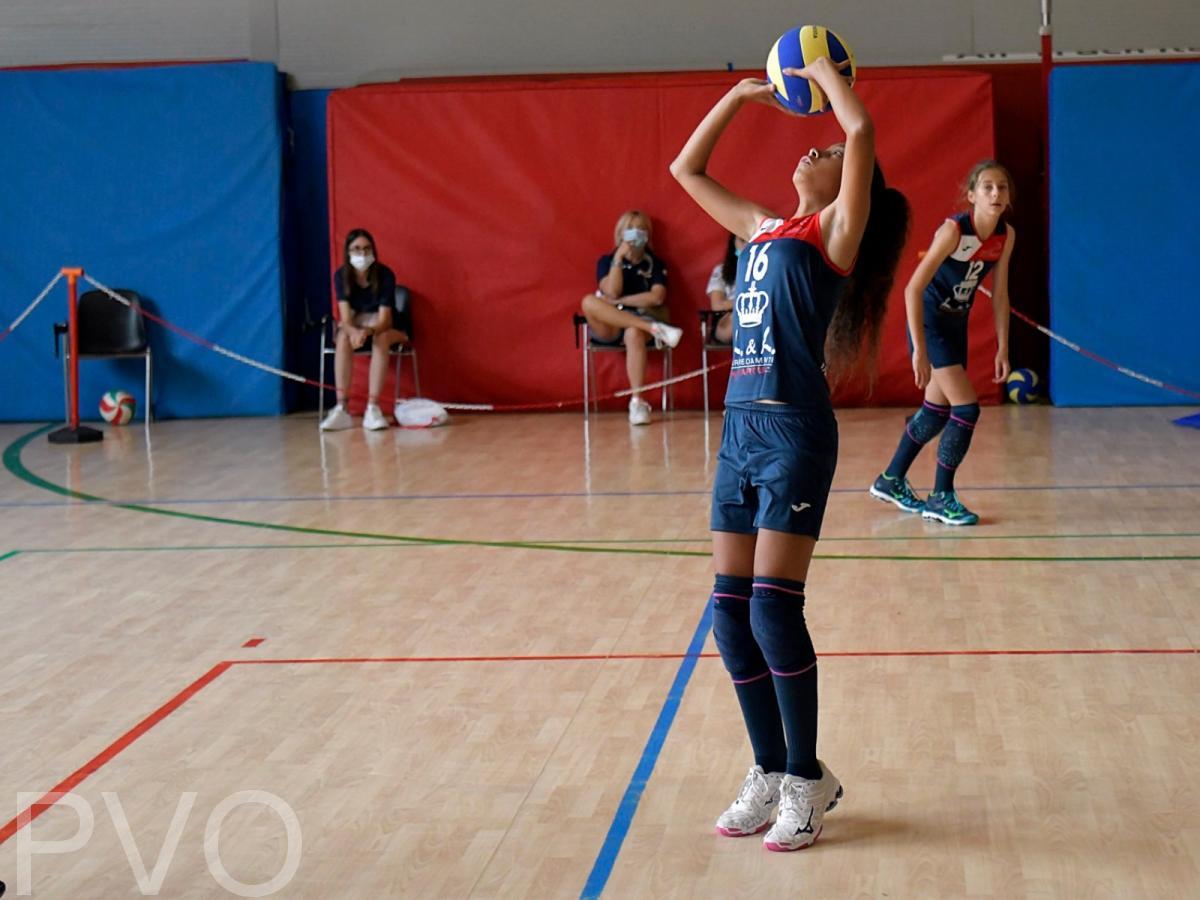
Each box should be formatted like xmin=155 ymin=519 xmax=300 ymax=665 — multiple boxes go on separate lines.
xmin=921 ymin=490 xmax=979 ymax=526
xmin=869 ymin=474 xmax=925 ymax=513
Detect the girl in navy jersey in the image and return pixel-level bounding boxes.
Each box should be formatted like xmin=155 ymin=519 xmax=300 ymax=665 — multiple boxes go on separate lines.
xmin=870 ymin=161 xmax=1016 ymax=525
xmin=670 ymin=59 xmax=909 ymax=850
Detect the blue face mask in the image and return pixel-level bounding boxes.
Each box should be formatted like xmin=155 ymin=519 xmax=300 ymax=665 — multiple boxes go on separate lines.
xmin=622 ymin=228 xmax=648 ymax=248
xmin=734 ymin=245 xmax=744 ymax=258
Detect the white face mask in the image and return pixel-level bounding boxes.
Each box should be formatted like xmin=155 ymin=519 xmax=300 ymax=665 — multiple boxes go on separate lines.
xmin=349 ymin=252 xmax=375 ymax=272
xmin=622 ymin=228 xmax=648 ymax=248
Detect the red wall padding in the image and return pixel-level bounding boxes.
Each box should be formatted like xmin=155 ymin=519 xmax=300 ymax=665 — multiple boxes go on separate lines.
xmin=328 ymin=69 xmax=997 ymax=411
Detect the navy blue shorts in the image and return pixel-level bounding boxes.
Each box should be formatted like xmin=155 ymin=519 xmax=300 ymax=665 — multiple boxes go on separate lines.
xmin=912 ymin=307 xmax=970 ymax=369
xmin=711 ymin=403 xmax=839 ymax=538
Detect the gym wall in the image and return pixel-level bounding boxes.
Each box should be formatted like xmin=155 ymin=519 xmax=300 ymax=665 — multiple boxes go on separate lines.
xmin=0 ymin=61 xmax=285 ymax=421
xmin=1048 ymin=61 xmax=1200 ymax=406
xmin=1 ymin=1 xmax=1197 ymax=89
xmin=327 ymin=69 xmax=997 ymax=410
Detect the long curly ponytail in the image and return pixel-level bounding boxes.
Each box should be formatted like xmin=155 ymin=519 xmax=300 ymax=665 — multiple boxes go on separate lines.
xmin=826 ymin=162 xmax=911 ymax=380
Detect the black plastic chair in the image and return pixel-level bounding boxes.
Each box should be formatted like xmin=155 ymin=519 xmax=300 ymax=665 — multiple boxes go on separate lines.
xmin=53 ymin=289 xmax=152 ymax=423
xmin=572 ymin=313 xmax=672 ymax=418
xmin=698 ymin=309 xmax=733 ymax=416
xmin=318 ymin=285 xmax=420 ymax=421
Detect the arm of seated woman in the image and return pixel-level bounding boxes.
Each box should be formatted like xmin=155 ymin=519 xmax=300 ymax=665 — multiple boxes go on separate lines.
xmin=618 ymin=284 xmax=667 ymax=309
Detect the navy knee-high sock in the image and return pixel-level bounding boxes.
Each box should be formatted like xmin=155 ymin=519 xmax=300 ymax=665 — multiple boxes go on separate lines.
xmin=884 ymin=401 xmax=950 ymax=479
xmin=710 ymin=574 xmax=787 ymax=773
xmin=749 ymin=576 xmax=821 ymax=780
xmin=934 ymin=403 xmax=980 ymax=493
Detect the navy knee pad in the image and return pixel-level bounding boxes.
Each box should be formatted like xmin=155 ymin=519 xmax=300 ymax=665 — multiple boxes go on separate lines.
xmin=906 ymin=401 xmax=950 ymax=445
xmin=710 ymin=575 xmax=767 ymax=683
xmin=937 ymin=403 xmax=980 ymax=470
xmin=749 ymin=577 xmax=816 ymax=677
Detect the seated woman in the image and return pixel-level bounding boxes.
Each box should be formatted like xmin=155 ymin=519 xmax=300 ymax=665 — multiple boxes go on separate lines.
xmin=579 ymin=210 xmax=683 ymax=425
xmin=706 ymin=233 xmax=746 ymax=344
xmin=321 ymin=228 xmax=408 ymax=431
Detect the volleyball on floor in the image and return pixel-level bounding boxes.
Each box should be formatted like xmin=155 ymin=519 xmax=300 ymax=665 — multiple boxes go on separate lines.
xmin=1006 ymin=369 xmax=1041 ymax=404
xmin=766 ymin=25 xmax=856 ymax=115
xmin=99 ymin=390 xmax=136 ymax=424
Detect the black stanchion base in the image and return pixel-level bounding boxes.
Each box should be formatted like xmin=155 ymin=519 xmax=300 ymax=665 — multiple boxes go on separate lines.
xmin=48 ymin=425 xmax=103 ymax=444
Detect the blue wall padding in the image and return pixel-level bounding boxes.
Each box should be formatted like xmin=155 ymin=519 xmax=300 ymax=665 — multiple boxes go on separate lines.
xmin=282 ymin=88 xmax=332 ymax=412
xmin=1049 ymin=62 xmax=1200 ymax=406
xmin=0 ymin=61 xmax=284 ymax=421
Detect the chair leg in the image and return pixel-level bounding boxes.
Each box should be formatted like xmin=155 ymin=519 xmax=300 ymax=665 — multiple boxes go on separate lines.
xmin=318 ymin=331 xmax=328 ymax=423
xmin=145 ymin=349 xmax=153 ymax=424
xmin=61 ymin=348 xmax=70 ymax=424
xmin=410 ymin=350 xmax=421 ymax=398
xmin=394 ymin=350 xmax=403 ymax=406
xmin=590 ymin=353 xmax=600 ymax=415
xmin=661 ymin=349 xmax=671 ymax=413
xmin=702 ymin=345 xmax=710 ymax=417
xmin=580 ymin=323 xmax=590 ymax=421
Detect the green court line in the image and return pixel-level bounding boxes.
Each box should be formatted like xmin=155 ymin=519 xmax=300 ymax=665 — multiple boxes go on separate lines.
xmin=6 ymin=541 xmax=1200 ymax=564
xmin=556 ymin=531 xmax=1200 ymax=544
xmin=6 ymin=426 xmax=1200 ymax=564
xmin=14 ymin=542 xmax=424 ymax=555
xmin=0 ymin=426 xmax=706 ymax=558
xmin=0 ymin=550 xmax=18 ymax=564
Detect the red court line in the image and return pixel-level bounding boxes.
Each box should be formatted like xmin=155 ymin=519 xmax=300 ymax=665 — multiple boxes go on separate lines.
xmin=242 ymin=637 xmax=265 ymax=648
xmin=3 ymin=646 xmax=1193 ymax=847
xmin=0 ymin=662 xmax=232 ymax=847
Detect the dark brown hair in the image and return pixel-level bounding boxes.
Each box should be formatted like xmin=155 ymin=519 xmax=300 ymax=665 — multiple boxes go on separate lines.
xmin=826 ymin=162 xmax=911 ymax=380
xmin=341 ymin=228 xmax=379 ymax=299
xmin=720 ymin=232 xmax=738 ymax=287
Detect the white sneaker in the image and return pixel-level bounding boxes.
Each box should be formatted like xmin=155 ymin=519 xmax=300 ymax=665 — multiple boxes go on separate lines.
xmin=763 ymin=761 xmax=843 ymax=852
xmin=362 ymin=404 xmax=389 ymax=430
xmin=628 ymin=397 xmax=652 ymax=426
xmin=715 ymin=765 xmax=783 ymax=837
xmin=650 ymin=321 xmax=683 ymax=349
xmin=320 ymin=404 xmax=353 ymax=431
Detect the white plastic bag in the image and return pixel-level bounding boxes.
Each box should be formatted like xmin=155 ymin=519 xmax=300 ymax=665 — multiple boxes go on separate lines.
xmin=393 ymin=398 xmax=449 ymax=428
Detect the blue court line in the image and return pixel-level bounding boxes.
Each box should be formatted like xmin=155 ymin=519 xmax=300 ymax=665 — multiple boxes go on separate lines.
xmin=2 ymin=482 xmax=1199 ymax=509
xmin=580 ymin=598 xmax=714 ymax=900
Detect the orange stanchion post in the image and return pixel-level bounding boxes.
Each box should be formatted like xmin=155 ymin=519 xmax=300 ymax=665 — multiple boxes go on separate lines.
xmin=48 ymin=267 xmax=103 ymax=445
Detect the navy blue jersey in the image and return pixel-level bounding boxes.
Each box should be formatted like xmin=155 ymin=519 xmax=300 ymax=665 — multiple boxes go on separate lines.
xmin=725 ymin=214 xmax=850 ymax=410
xmin=924 ymin=212 xmax=1007 ymax=316
xmin=596 ymin=250 xmax=668 ymax=298
xmin=334 ymin=263 xmax=397 ymax=315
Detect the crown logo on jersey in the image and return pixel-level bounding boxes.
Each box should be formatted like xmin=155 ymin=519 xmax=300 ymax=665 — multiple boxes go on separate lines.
xmin=735 ymin=283 xmax=770 ymax=328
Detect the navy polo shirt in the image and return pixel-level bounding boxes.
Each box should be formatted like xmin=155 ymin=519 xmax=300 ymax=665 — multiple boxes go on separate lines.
xmin=596 ymin=250 xmax=669 ymax=298
xmin=334 ymin=264 xmax=397 ymax=315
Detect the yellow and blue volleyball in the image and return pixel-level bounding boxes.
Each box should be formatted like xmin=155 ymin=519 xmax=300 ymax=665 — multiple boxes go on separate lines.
xmin=1006 ymin=368 xmax=1041 ymax=404
xmin=766 ymin=26 xmax=856 ymax=115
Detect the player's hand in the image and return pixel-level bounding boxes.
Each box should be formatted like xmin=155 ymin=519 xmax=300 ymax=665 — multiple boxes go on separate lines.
xmin=350 ymin=327 xmax=369 ymax=349
xmin=993 ymin=351 xmax=1011 ymax=384
xmin=783 ymin=57 xmax=853 ymax=83
xmin=912 ymin=349 xmax=931 ymax=390
xmin=734 ymin=78 xmax=787 ymax=111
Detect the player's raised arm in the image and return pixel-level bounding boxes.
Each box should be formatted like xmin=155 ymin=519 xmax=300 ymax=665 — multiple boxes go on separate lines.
xmin=669 ymin=79 xmax=781 ymax=240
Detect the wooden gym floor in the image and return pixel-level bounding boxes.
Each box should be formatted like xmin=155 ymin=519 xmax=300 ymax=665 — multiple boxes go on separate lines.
xmin=0 ymin=406 xmax=1197 ymax=898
